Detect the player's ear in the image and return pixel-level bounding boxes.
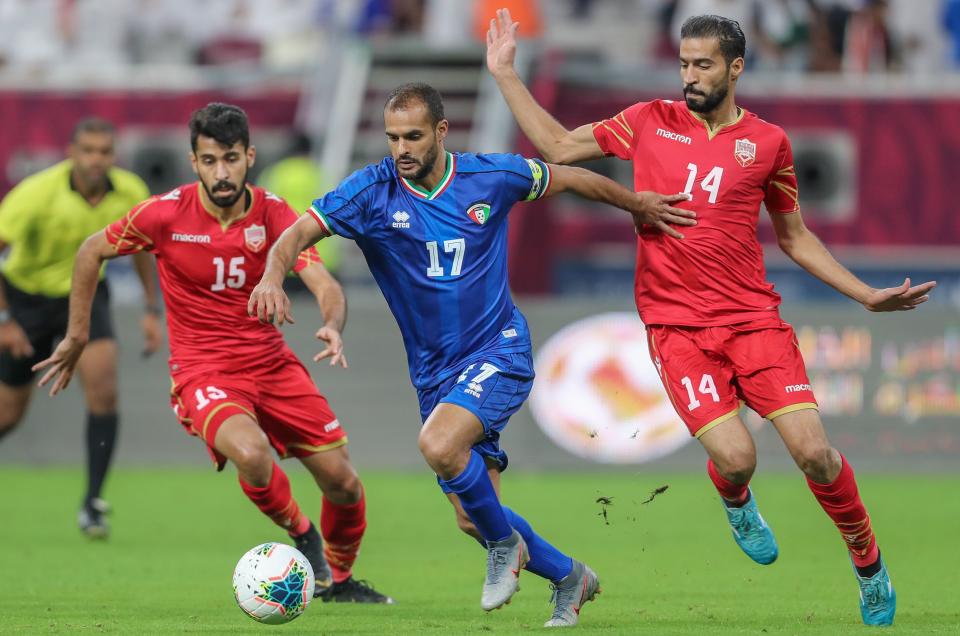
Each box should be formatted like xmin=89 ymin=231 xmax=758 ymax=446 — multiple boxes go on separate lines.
xmin=188 ymin=151 xmax=198 ymax=175
xmin=729 ymin=57 xmax=744 ymax=81
xmin=247 ymin=144 xmax=256 ymax=169
xmin=436 ymin=118 xmax=448 ymax=143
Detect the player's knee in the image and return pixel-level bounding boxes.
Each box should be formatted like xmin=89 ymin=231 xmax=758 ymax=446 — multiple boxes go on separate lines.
xmin=231 ymin=442 xmax=273 ymax=481
xmin=715 ymin=450 xmax=756 ymax=484
xmin=417 ymin=431 xmax=457 ymax=475
xmin=0 ymin=417 xmax=22 ymax=440
xmin=324 ymin=471 xmax=362 ymax=504
xmin=794 ymin=444 xmax=839 ymax=482
xmin=86 ymin=384 xmax=118 ymax=414
xmin=0 ymin=401 xmax=28 ymax=437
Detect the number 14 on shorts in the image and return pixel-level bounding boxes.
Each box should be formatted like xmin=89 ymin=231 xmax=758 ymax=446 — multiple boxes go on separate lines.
xmin=681 ymin=374 xmax=719 ymax=411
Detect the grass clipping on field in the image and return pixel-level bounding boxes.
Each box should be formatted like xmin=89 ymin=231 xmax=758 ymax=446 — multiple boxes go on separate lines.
xmin=595 ymin=485 xmax=669 ymax=525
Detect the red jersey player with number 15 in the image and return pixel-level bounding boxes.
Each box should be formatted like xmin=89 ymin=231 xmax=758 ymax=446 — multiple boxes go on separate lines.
xmin=488 ymin=9 xmax=936 ymax=627
xmin=34 ymin=103 xmax=392 ymax=604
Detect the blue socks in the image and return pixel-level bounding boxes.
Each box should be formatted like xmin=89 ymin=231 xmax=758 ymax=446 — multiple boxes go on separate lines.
xmin=440 ymin=451 xmax=512 ymax=543
xmin=440 ymin=451 xmax=576 ymax=583
xmin=503 ymin=506 xmax=573 ymax=583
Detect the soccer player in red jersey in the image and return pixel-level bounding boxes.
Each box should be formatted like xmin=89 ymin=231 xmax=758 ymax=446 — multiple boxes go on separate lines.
xmin=487 ymin=9 xmax=937 ymax=626
xmin=34 ymin=103 xmax=393 ymax=604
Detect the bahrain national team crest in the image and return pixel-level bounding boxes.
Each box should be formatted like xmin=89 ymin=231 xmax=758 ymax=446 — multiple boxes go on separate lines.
xmin=734 ymin=138 xmax=757 ymax=167
xmin=467 ymin=202 xmax=491 ymax=225
xmin=244 ymin=224 xmax=267 ymax=252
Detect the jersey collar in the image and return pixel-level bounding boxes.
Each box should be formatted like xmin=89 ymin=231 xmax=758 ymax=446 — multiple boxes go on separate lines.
xmin=687 ymin=106 xmax=745 ymax=141
xmin=399 ymin=151 xmax=455 ymax=201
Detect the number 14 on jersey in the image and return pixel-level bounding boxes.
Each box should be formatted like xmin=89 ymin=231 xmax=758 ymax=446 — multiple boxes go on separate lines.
xmin=683 ymin=163 xmax=723 ymax=204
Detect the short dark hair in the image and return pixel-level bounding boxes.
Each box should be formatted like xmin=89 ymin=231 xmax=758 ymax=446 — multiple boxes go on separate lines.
xmin=680 ymin=14 xmax=746 ymax=65
xmin=383 ymin=83 xmax=445 ymax=126
xmin=71 ymin=117 xmax=114 ymax=143
xmin=189 ymin=102 xmax=250 ymax=151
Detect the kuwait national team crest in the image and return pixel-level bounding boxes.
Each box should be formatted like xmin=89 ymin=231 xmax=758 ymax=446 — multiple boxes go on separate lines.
xmin=734 ymin=138 xmax=757 ymax=167
xmin=244 ymin=224 xmax=266 ymax=252
xmin=467 ymin=202 xmax=491 ymax=225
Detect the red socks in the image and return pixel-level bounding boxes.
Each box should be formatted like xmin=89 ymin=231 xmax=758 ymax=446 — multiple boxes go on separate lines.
xmin=239 ymin=463 xmax=311 ymax=536
xmin=806 ymin=455 xmax=879 ymax=567
xmin=321 ymin=488 xmax=368 ymax=583
xmin=707 ymin=459 xmax=749 ymax=504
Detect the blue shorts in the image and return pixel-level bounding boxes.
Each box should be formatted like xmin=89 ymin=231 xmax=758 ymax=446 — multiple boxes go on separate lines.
xmin=417 ymin=350 xmax=534 ymax=488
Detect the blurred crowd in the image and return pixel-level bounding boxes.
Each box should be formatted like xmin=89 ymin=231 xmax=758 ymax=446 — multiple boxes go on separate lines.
xmin=0 ymin=0 xmax=957 ymax=75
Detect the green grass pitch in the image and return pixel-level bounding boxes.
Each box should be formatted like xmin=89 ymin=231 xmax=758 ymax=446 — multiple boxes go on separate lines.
xmin=1 ymin=468 xmax=958 ymax=635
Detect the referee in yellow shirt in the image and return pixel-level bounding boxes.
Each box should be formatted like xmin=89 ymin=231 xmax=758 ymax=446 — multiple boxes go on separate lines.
xmin=0 ymin=118 xmax=161 ymax=538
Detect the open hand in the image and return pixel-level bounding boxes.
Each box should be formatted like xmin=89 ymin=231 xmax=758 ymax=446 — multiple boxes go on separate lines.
xmin=313 ymin=325 xmax=348 ymax=369
xmin=486 ymin=8 xmax=520 ymax=77
xmin=863 ymin=278 xmax=936 ymax=312
xmin=31 ymin=334 xmax=88 ymax=396
xmin=633 ymin=192 xmax=696 ymax=238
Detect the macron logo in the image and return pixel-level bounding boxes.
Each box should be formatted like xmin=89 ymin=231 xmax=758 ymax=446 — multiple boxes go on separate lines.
xmin=392 ymin=210 xmax=411 ymax=229
xmin=785 ymin=384 xmax=812 ymax=394
xmin=656 ymin=128 xmax=692 ymax=145
xmin=171 ymin=232 xmax=211 ymax=244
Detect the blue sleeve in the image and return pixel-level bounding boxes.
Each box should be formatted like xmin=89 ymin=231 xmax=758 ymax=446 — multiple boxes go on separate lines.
xmin=306 ymin=166 xmax=378 ymax=240
xmin=494 ymin=153 xmax=552 ymax=203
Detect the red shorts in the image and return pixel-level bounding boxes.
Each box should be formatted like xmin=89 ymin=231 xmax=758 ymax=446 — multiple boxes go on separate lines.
xmin=170 ymin=351 xmax=346 ymax=470
xmin=646 ymin=319 xmax=818 ymax=438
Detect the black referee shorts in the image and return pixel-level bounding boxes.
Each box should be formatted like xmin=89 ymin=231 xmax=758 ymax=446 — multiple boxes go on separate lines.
xmin=0 ymin=276 xmax=115 ymax=386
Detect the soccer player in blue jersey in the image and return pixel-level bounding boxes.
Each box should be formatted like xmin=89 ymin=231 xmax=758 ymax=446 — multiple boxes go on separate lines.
xmin=249 ymin=83 xmax=694 ymax=627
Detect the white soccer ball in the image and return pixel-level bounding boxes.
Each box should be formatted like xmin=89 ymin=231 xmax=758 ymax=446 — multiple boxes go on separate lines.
xmin=233 ymin=542 xmax=315 ymax=624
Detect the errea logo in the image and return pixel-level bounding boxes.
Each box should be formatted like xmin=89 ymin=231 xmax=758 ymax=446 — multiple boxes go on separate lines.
xmin=392 ymin=210 xmax=411 ymax=229
xmin=656 ymin=128 xmax=692 ymax=145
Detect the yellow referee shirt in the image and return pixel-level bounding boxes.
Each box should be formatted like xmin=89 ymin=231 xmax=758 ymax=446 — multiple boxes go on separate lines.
xmin=0 ymin=160 xmax=150 ymax=297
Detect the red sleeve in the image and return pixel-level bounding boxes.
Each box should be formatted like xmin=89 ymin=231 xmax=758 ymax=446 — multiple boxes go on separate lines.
xmin=591 ymin=101 xmax=651 ymax=160
xmin=268 ymin=197 xmax=325 ymax=274
xmin=764 ymin=133 xmax=800 ymax=214
xmin=104 ymin=197 xmax=164 ymax=254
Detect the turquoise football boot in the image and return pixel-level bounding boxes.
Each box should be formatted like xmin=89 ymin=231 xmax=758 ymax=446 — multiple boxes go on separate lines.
xmin=720 ymin=488 xmax=778 ymax=565
xmin=854 ymin=557 xmax=896 ymax=626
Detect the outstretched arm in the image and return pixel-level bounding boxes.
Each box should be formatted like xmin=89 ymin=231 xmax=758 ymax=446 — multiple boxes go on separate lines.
xmin=248 ymin=213 xmax=326 ymax=325
xmin=297 ymin=261 xmax=348 ymax=368
xmin=33 ymin=232 xmax=121 ymax=394
xmin=772 ymin=212 xmax=936 ymax=311
xmin=486 ymin=8 xmax=603 ymax=164
xmin=546 ymin=164 xmax=696 ymax=239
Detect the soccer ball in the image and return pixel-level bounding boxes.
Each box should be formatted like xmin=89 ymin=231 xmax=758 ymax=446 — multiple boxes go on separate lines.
xmin=232 ymin=542 xmax=315 ymax=624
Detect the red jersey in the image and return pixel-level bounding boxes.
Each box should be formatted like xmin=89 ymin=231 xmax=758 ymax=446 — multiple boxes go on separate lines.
xmin=105 ymin=183 xmax=321 ymax=378
xmin=592 ymin=99 xmax=800 ymax=327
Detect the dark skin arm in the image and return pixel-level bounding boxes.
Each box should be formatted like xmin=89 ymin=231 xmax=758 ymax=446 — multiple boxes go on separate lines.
xmin=0 ymin=239 xmax=34 ymax=358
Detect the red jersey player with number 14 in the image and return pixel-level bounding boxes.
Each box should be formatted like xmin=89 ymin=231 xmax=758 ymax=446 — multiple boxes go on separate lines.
xmin=34 ymin=103 xmax=392 ymax=604
xmin=488 ymin=9 xmax=936 ymax=626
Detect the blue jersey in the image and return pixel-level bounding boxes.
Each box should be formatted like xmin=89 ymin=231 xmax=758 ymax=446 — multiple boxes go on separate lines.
xmin=308 ymin=151 xmax=551 ymax=389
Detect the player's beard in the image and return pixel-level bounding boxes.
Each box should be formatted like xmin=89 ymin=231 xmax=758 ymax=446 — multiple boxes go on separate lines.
xmin=203 ymin=176 xmax=247 ymax=209
xmin=398 ymin=145 xmax=439 ymax=181
xmin=683 ymin=82 xmax=729 ymax=114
